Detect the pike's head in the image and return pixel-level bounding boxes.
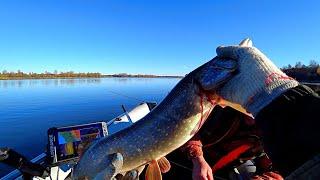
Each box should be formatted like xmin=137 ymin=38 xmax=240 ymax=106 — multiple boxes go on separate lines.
xmin=192 ymin=57 xmax=237 ymax=95
xmin=191 ymin=57 xmax=249 ymax=115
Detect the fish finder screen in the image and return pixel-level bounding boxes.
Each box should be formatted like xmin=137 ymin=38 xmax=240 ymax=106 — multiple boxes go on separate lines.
xmin=55 ymin=125 xmax=103 ymax=161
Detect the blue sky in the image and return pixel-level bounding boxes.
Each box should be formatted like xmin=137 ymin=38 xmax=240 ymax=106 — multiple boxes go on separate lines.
xmin=0 ymin=0 xmax=319 ymax=75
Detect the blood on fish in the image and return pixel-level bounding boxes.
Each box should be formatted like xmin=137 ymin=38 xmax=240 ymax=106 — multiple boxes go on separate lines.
xmin=191 ymin=90 xmax=218 ymax=135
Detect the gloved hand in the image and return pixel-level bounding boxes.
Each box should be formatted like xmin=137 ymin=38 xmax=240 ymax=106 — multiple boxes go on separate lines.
xmin=216 ymin=39 xmax=298 ymax=116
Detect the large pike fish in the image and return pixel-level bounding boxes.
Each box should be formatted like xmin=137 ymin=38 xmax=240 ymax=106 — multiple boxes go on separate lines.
xmin=73 ymin=57 xmax=238 ymax=179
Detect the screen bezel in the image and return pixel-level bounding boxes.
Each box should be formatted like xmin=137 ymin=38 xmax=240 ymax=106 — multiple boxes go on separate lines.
xmin=47 ymin=122 xmax=107 ymax=165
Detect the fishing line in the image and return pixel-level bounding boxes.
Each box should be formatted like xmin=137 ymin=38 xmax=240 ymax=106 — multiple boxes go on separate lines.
xmin=106 ymin=89 xmax=145 ymax=103
xmin=169 ymin=160 xmax=227 ymax=180
xmin=168 ymin=160 xmax=192 ymax=171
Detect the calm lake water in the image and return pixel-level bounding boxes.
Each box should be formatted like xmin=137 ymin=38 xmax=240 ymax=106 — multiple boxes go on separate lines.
xmin=0 ymin=78 xmax=181 ymax=177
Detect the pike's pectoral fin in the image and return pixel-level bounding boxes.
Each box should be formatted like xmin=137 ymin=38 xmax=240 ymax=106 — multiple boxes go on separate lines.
xmin=145 ymin=160 xmax=162 ymax=180
xmin=198 ymin=57 xmax=237 ymax=91
xmin=94 ymin=152 xmax=123 ymax=180
xmin=157 ymin=157 xmax=171 ymax=173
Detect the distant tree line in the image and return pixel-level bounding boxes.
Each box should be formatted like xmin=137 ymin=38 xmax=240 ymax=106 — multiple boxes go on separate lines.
xmin=282 ymin=60 xmax=320 ymax=82
xmin=0 ymin=70 xmax=183 ymax=80
xmin=0 ymin=70 xmax=101 ymax=80
xmin=103 ymin=73 xmax=183 ymax=78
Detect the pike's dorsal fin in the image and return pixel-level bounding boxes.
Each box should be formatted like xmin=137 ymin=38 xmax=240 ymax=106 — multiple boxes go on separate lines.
xmin=145 ymin=160 xmax=162 ymax=180
xmin=157 ymin=157 xmax=171 ymax=173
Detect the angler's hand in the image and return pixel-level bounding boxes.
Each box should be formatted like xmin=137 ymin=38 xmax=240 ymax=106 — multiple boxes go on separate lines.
xmin=215 ymin=39 xmax=298 ymax=116
xmin=192 ymin=155 xmax=214 ymax=180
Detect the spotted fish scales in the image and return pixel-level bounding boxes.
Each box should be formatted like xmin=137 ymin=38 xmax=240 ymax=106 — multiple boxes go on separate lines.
xmin=73 ymin=57 xmax=237 ymax=179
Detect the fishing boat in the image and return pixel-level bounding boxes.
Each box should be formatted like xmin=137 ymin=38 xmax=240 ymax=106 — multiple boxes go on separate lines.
xmin=0 ymin=102 xmax=157 ymax=180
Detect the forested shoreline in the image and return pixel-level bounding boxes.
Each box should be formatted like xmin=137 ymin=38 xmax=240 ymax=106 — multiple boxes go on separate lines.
xmin=1 ymin=60 xmax=319 ymax=80
xmin=282 ymin=60 xmax=320 ymax=83
xmin=0 ymin=70 xmax=102 ymax=80
xmin=0 ymin=71 xmax=182 ymax=80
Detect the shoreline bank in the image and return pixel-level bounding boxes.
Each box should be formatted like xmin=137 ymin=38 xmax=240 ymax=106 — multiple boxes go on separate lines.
xmin=0 ymin=76 xmax=183 ymax=80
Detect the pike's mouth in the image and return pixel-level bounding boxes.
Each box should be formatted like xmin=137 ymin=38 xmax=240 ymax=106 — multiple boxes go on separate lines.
xmin=198 ymin=88 xmax=223 ymax=106
xmin=201 ymin=90 xmax=252 ymax=116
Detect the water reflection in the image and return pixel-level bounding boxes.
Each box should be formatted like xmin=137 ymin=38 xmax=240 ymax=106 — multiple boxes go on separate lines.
xmin=0 ymin=78 xmax=102 ymax=88
xmin=0 ymin=77 xmax=180 ymax=177
xmin=111 ymin=77 xmax=131 ymax=83
xmin=110 ymin=77 xmax=180 ymax=84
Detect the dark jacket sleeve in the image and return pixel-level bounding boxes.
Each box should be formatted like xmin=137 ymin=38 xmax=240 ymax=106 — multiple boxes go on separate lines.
xmin=255 ymin=84 xmax=320 ymax=176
